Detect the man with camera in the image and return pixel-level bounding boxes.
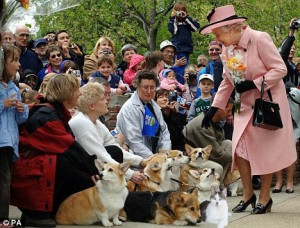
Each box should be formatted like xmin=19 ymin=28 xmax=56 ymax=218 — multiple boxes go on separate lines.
xmin=55 ymin=30 xmax=84 ymax=75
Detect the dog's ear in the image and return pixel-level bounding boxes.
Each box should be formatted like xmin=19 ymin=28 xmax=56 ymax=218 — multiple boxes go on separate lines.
xmin=189 ymin=169 xmax=200 ymax=179
xmin=150 ymin=162 xmax=161 ymax=171
xmin=222 ymin=187 xmax=227 ymax=197
xmin=203 ymin=145 xmax=212 ymax=155
xmin=158 ymin=148 xmax=169 ymax=154
xmin=185 ymin=144 xmax=194 ymax=155
xmin=94 ymin=159 xmax=104 ymax=171
xmin=191 ymin=187 xmax=198 ymax=196
xmin=170 ymin=192 xmax=183 ymax=205
xmin=119 ymin=162 xmax=131 ymax=174
xmin=215 ymin=172 xmax=220 ymax=180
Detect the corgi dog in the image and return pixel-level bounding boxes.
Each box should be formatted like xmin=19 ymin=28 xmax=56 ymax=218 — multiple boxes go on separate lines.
xmin=189 ymin=168 xmax=220 ymax=203
xmin=223 ymin=169 xmax=243 ymax=196
xmin=55 ymin=160 xmax=130 ymax=227
xmin=120 ymin=188 xmax=201 ymax=225
xmin=127 ymin=153 xmax=172 ymax=192
xmin=185 ymin=144 xmax=223 ymax=177
xmin=158 ymin=149 xmax=190 ymax=191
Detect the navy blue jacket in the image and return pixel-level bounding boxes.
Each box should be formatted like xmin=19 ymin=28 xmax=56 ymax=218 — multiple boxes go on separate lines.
xmin=168 ymin=16 xmax=200 ymax=53
xmin=91 ymin=71 xmax=121 ymax=89
xmin=19 ymin=48 xmax=43 ymax=75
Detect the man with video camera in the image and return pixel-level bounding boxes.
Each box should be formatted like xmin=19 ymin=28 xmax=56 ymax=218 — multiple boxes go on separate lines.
xmin=279 ymin=18 xmax=300 ymax=88
xmin=272 ymin=18 xmax=300 ymax=194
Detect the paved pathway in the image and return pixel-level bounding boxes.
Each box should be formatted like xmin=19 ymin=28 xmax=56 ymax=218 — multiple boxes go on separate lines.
xmin=9 ymin=184 xmax=300 ymax=227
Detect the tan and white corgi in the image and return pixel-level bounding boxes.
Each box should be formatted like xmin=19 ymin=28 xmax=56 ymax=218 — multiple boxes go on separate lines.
xmin=158 ymin=149 xmax=190 ymax=191
xmin=127 ymin=153 xmax=172 ymax=192
xmin=55 ymin=160 xmax=130 ymax=227
xmin=120 ymin=188 xmax=201 ymax=225
xmin=223 ymin=169 xmax=243 ymax=196
xmin=189 ymin=168 xmax=220 ymax=202
xmin=185 ymin=144 xmax=223 ymax=176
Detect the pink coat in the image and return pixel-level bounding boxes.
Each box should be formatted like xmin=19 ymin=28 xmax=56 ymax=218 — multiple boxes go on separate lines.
xmin=160 ymin=78 xmax=186 ymax=91
xmin=213 ymin=26 xmax=297 ymax=175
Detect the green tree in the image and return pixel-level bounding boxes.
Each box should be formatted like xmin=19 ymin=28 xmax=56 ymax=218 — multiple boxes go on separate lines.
xmin=34 ymin=0 xmax=300 ymax=63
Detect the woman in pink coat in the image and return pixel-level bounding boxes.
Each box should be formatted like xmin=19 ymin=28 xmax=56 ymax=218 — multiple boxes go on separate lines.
xmin=200 ymin=5 xmax=297 ymax=214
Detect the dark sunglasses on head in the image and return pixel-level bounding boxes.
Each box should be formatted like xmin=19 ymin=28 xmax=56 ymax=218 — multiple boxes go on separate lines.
xmin=209 ymin=48 xmax=221 ymax=52
xmin=50 ymin=53 xmax=62 ymax=59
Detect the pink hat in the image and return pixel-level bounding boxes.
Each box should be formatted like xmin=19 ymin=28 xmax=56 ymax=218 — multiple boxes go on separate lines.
xmin=200 ymin=5 xmax=247 ymax=35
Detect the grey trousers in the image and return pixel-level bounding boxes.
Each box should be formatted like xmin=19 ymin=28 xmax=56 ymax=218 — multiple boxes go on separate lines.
xmin=0 ymin=147 xmax=13 ymax=220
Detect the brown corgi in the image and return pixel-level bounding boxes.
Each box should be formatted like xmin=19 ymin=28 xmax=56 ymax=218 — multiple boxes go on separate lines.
xmin=55 ymin=160 xmax=130 ymax=227
xmin=120 ymin=188 xmax=201 ymax=225
xmin=127 ymin=153 xmax=172 ymax=192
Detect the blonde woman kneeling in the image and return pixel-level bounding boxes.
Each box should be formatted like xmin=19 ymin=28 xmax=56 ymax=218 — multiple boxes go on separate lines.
xmin=69 ymin=83 xmax=147 ymax=184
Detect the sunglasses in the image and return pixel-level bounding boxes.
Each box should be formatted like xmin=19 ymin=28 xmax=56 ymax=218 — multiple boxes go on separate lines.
xmin=50 ymin=53 xmax=62 ymax=59
xmin=209 ymin=48 xmax=221 ymax=52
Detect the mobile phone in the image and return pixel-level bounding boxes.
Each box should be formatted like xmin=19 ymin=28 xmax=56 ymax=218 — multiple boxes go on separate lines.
xmin=180 ymin=98 xmax=186 ymax=106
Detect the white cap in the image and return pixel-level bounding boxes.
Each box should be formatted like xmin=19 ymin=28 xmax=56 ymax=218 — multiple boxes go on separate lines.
xmin=159 ymin=40 xmax=177 ymax=52
xmin=199 ymin=74 xmax=214 ymax=82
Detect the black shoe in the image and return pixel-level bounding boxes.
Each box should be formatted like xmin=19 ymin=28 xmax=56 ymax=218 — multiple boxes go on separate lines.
xmin=286 ymin=189 xmax=294 ymax=194
xmin=21 ymin=214 xmax=56 ymax=227
xmin=252 ymin=175 xmax=261 ymax=190
xmin=232 ymin=194 xmax=257 ymax=213
xmin=272 ymin=184 xmax=284 ymax=193
xmin=251 ymin=198 xmax=273 ymax=214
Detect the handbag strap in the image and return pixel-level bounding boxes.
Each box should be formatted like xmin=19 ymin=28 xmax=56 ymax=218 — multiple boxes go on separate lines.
xmin=261 ymin=76 xmax=273 ymax=101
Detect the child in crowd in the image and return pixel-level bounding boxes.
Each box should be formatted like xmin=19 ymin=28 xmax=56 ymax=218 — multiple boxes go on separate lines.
xmin=187 ymin=74 xmax=213 ymax=122
xmin=160 ymin=68 xmax=186 ymax=92
xmin=21 ymin=89 xmax=39 ymax=107
xmin=168 ymin=1 xmax=200 ymax=81
xmin=0 ymin=44 xmax=29 ymax=223
xmin=123 ymin=53 xmax=145 ymax=89
xmin=91 ymin=55 xmax=130 ymax=95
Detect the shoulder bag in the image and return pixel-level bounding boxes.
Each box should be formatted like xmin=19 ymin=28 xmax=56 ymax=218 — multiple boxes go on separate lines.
xmin=252 ymin=77 xmax=283 ymax=130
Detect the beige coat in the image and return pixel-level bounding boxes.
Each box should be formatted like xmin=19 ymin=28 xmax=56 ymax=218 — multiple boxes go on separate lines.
xmin=83 ymin=53 xmax=98 ymax=81
xmin=213 ymin=26 xmax=297 ymax=175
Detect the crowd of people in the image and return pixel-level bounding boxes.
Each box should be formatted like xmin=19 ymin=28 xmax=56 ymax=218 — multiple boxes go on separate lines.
xmin=0 ymin=2 xmax=299 ymax=227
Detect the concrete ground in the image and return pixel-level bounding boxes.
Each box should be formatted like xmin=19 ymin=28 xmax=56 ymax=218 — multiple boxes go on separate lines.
xmin=9 ymin=184 xmax=300 ymax=227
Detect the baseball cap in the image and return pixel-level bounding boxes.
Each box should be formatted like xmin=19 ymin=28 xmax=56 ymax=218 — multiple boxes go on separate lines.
xmin=33 ymin=38 xmax=48 ymax=48
xmin=159 ymin=40 xmax=178 ymax=52
xmin=199 ymin=74 xmax=214 ymax=82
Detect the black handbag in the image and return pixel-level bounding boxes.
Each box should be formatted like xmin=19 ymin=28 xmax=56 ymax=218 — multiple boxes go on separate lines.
xmin=252 ymin=77 xmax=283 ymax=130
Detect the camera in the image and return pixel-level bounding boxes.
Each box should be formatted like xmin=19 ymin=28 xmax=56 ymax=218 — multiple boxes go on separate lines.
xmin=176 ymin=11 xmax=183 ymax=17
xmin=291 ymin=19 xmax=300 ymax=29
xmin=188 ymin=72 xmax=197 ymax=80
xmin=168 ymin=91 xmax=178 ymax=102
xmin=69 ymin=42 xmax=76 ymax=49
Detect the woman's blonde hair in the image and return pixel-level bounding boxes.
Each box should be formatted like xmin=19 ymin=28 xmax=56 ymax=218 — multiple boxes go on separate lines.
xmin=46 ymin=73 xmax=80 ymax=103
xmin=92 ymin=37 xmax=115 ymax=57
xmin=77 ymin=82 xmax=105 ymax=113
xmin=38 ymin=73 xmax=56 ymax=94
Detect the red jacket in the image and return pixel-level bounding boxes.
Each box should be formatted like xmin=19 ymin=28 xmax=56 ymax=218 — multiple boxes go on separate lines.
xmin=11 ymin=102 xmax=96 ymax=212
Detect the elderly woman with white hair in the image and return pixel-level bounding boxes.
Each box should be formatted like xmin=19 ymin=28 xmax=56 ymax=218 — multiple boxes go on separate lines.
xmin=69 ymin=82 xmax=147 ymax=184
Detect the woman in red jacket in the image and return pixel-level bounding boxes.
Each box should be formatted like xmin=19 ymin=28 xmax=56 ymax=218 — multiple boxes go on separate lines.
xmin=11 ymin=73 xmax=98 ymax=227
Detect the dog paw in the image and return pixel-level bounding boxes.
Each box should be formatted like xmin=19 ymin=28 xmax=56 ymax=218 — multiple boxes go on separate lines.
xmin=102 ymin=221 xmax=113 ymax=227
xmin=118 ymin=216 xmax=127 ymax=222
xmin=173 ymin=220 xmax=188 ymax=226
xmin=113 ymin=219 xmax=122 ymax=226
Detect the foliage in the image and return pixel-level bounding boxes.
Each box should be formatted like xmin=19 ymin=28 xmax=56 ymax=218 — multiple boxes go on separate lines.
xmin=34 ymin=0 xmax=300 ymax=64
